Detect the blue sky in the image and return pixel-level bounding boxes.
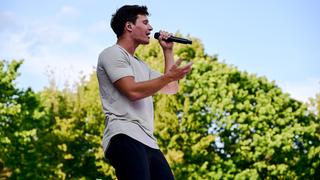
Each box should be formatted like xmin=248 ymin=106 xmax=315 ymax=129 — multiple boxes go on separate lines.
xmin=1 ymin=0 xmax=319 ymax=102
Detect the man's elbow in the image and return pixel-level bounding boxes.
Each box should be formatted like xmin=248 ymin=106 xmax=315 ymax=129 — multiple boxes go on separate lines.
xmin=126 ymin=92 xmax=143 ymax=101
xmin=161 ymin=88 xmax=179 ymax=95
xmin=160 ymin=82 xmax=179 ymax=94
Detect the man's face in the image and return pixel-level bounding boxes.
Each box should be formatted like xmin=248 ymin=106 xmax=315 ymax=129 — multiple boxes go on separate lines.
xmin=130 ymin=14 xmax=153 ymax=44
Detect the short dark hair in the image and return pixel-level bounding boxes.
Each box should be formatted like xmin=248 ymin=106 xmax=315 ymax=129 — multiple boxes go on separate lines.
xmin=110 ymin=5 xmax=149 ymax=38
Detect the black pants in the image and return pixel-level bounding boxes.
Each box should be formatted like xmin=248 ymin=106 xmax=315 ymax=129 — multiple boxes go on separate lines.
xmin=105 ymin=134 xmax=174 ymax=180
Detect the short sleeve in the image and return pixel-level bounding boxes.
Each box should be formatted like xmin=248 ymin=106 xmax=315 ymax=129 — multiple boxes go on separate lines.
xmin=98 ymin=47 xmax=134 ymax=83
xmin=149 ymin=69 xmax=162 ymax=80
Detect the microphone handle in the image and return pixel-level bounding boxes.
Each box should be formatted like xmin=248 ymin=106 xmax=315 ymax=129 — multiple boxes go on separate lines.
xmin=154 ymin=32 xmax=192 ymax=44
xmin=168 ymin=36 xmax=192 ymax=44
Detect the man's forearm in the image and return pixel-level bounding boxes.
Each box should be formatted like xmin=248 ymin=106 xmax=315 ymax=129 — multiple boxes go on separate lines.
xmin=161 ymin=48 xmax=179 ymax=94
xmin=115 ymin=57 xmax=192 ymax=101
xmin=163 ymin=49 xmax=174 ymax=73
xmin=114 ymin=75 xmax=173 ymax=101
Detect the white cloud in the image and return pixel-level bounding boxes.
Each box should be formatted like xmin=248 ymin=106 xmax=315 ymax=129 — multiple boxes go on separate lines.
xmin=0 ymin=11 xmax=15 ymax=23
xmin=0 ymin=11 xmax=104 ymax=91
xmin=23 ymin=50 xmax=96 ymax=89
xmin=280 ymin=78 xmax=320 ymax=102
xmin=56 ymin=5 xmax=79 ymax=18
xmin=1 ymin=20 xmax=82 ymax=58
xmin=88 ymin=20 xmax=109 ymax=33
xmin=0 ymin=11 xmax=20 ymax=31
xmin=39 ymin=24 xmax=80 ymax=44
xmin=1 ymin=30 xmax=94 ymax=88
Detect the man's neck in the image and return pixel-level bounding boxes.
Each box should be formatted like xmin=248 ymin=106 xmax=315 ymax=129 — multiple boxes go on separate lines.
xmin=116 ymin=37 xmax=138 ymax=55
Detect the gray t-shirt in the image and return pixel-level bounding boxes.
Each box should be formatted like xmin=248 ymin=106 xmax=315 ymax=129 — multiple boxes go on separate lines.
xmin=97 ymin=44 xmax=161 ymax=153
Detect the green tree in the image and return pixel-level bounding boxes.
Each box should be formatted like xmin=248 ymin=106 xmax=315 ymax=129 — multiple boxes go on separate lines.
xmin=137 ymin=37 xmax=320 ymax=179
xmin=2 ymin=33 xmax=319 ymax=179
xmin=309 ymin=90 xmax=320 ymax=118
xmin=38 ymin=72 xmax=115 ymax=179
xmin=0 ymin=60 xmax=64 ymax=179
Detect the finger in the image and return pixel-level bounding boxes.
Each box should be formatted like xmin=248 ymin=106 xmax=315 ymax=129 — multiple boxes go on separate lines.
xmin=159 ymin=30 xmax=172 ymax=40
xmin=176 ymin=62 xmax=192 ymax=76
xmin=180 ymin=61 xmax=193 ymax=69
xmin=183 ymin=67 xmax=192 ymax=74
xmin=159 ymin=30 xmax=166 ymax=40
xmin=164 ymin=32 xmax=172 ymax=40
xmin=158 ymin=30 xmax=164 ymax=40
xmin=175 ymin=58 xmax=184 ymax=67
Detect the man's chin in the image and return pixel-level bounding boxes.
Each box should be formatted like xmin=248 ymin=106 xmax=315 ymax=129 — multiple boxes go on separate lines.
xmin=141 ymin=40 xmax=150 ymax=45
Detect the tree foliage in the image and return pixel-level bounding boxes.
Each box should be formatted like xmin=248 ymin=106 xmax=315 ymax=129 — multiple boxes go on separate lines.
xmin=0 ymin=60 xmax=60 ymax=179
xmin=1 ymin=34 xmax=319 ymax=179
xmin=309 ymin=91 xmax=320 ymax=118
xmin=37 ymin=72 xmax=115 ymax=179
xmin=138 ymin=36 xmax=320 ymax=179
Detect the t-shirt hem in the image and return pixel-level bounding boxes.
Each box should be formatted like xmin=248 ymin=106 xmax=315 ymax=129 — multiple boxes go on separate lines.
xmin=102 ymin=121 xmax=159 ymax=154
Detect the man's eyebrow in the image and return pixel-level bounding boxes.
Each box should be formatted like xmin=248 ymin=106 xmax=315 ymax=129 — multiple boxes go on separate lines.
xmin=143 ymin=19 xmax=149 ymax=23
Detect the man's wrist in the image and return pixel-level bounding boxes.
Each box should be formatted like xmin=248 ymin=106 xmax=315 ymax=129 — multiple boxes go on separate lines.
xmin=162 ymin=48 xmax=173 ymax=53
xmin=161 ymin=73 xmax=173 ymax=84
xmin=163 ymin=49 xmax=174 ymax=61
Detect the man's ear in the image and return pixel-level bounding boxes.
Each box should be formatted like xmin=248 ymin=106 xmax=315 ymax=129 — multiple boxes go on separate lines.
xmin=126 ymin=22 xmax=133 ymax=32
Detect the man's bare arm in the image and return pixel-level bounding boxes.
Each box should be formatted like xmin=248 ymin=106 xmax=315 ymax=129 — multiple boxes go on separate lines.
xmin=114 ymin=59 xmax=192 ymax=101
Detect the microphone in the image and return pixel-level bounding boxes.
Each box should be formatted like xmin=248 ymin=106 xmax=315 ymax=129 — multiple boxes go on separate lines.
xmin=154 ymin=32 xmax=192 ymax=44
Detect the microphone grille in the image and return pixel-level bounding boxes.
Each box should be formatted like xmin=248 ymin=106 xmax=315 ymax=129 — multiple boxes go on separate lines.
xmin=154 ymin=32 xmax=160 ymax=39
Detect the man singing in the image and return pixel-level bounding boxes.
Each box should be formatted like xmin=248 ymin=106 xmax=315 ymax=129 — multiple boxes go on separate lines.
xmin=97 ymin=5 xmax=193 ymax=180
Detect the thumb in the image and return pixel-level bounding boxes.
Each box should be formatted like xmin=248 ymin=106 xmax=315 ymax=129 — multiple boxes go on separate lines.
xmin=175 ymin=58 xmax=183 ymax=67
